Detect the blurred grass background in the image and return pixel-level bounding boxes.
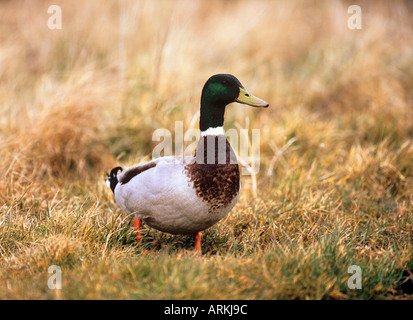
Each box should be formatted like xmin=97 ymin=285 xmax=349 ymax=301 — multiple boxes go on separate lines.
xmin=0 ymin=0 xmax=412 ymax=299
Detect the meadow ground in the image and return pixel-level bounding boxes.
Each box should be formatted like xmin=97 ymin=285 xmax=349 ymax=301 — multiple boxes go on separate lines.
xmin=0 ymin=0 xmax=412 ymax=299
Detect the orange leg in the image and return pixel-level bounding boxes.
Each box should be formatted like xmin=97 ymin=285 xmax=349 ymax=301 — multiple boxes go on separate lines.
xmin=194 ymin=232 xmax=202 ymax=254
xmin=133 ymin=218 xmax=152 ymax=255
xmin=133 ymin=218 xmax=142 ymax=241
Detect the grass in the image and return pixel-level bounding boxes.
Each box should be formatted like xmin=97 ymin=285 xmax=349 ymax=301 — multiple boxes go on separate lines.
xmin=0 ymin=0 xmax=412 ymax=299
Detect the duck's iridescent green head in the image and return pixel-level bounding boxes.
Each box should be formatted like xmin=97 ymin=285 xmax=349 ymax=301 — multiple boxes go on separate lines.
xmin=200 ymin=74 xmax=269 ymax=132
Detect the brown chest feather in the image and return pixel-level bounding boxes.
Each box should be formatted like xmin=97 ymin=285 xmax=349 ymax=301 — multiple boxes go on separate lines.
xmin=185 ymin=136 xmax=240 ymax=211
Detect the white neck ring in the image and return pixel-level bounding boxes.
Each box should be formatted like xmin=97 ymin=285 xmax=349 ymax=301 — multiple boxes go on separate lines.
xmin=200 ymin=126 xmax=224 ymax=136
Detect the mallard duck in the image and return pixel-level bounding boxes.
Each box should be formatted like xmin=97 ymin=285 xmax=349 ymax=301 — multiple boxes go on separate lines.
xmin=106 ymin=74 xmax=268 ymax=253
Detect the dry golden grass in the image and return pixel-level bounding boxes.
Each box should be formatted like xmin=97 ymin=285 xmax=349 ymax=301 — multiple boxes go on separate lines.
xmin=0 ymin=0 xmax=412 ymax=299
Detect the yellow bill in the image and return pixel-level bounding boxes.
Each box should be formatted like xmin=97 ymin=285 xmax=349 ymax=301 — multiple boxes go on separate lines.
xmin=236 ymin=87 xmax=269 ymax=108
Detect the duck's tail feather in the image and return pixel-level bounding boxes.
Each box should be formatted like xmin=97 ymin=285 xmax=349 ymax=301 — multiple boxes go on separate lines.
xmin=105 ymin=166 xmax=123 ymax=194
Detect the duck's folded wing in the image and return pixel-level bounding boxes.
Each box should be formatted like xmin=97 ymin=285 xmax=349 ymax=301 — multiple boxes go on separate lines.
xmin=117 ymin=161 xmax=156 ymax=185
xmin=114 ymin=158 xmax=192 ymax=215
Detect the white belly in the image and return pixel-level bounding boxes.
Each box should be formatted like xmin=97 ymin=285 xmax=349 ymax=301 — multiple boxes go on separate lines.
xmin=114 ymin=159 xmax=240 ymax=235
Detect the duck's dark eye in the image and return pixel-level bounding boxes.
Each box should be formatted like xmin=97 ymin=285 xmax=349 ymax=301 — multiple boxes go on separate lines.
xmin=221 ymin=80 xmax=229 ymax=86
